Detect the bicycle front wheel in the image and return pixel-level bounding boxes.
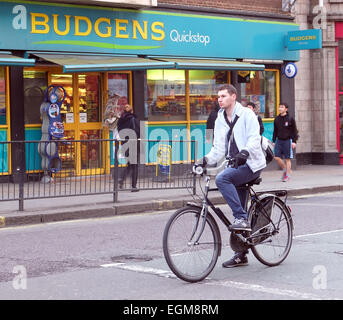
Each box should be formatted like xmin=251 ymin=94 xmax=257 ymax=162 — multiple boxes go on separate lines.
xmin=250 ymin=197 xmax=293 ymax=266
xmin=163 ymin=206 xmax=221 ymax=283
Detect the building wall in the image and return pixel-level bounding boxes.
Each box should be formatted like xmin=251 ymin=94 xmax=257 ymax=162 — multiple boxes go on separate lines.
xmin=294 ymin=0 xmax=340 ymax=164
xmin=159 ymin=0 xmax=287 ymax=15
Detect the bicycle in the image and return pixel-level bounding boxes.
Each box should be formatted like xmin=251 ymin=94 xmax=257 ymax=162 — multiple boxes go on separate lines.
xmin=162 ymin=158 xmax=294 ymax=283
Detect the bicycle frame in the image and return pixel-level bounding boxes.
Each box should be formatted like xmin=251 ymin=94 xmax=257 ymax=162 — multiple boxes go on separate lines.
xmin=188 ymin=173 xmax=291 ymax=247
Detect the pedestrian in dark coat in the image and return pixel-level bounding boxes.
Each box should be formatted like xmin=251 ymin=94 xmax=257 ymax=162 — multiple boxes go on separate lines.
xmin=117 ymin=104 xmax=140 ymax=192
xmin=206 ymin=102 xmax=220 ymax=142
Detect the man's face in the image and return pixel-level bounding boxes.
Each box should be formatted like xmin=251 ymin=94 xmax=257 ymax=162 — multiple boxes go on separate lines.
xmin=218 ymin=89 xmax=236 ymax=110
xmin=279 ymin=104 xmax=287 ymax=115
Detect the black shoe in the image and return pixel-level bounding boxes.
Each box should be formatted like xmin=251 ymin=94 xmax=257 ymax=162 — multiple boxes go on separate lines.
xmin=222 ymin=252 xmax=248 ymax=268
xmin=229 ymin=218 xmax=251 ymax=231
xmin=131 ymin=187 xmax=139 ymax=192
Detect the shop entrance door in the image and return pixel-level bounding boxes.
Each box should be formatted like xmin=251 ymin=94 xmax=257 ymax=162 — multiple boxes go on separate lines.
xmin=50 ymin=73 xmax=104 ymax=175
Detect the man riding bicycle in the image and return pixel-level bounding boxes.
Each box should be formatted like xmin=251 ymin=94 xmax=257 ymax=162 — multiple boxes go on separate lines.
xmin=196 ymin=84 xmax=266 ymax=268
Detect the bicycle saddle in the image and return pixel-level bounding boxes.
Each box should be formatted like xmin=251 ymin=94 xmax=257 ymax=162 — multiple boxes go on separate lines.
xmin=238 ymin=177 xmax=262 ymax=187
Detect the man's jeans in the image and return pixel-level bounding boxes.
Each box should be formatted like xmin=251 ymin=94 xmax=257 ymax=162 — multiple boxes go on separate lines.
xmin=215 ymin=164 xmax=262 ymax=220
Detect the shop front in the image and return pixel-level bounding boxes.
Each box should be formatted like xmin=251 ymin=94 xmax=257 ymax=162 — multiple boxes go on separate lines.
xmin=0 ymin=0 xmax=299 ymax=177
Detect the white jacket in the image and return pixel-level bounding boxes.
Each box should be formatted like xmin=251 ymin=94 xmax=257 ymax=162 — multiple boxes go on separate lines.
xmin=206 ymin=101 xmax=266 ymax=173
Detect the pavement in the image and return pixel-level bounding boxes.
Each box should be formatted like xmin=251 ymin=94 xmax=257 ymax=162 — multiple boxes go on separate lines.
xmin=1 ymin=164 xmax=343 ymax=228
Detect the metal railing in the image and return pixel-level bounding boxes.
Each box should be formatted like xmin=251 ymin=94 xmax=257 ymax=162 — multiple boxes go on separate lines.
xmin=0 ymin=139 xmax=197 ymax=211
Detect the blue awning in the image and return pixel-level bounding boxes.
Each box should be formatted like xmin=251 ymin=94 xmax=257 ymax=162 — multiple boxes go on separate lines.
xmin=0 ymin=52 xmax=35 ymax=66
xmin=32 ymin=53 xmax=175 ymax=72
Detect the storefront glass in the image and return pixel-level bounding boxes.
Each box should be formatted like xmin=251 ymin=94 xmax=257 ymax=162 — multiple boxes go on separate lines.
xmin=78 ymin=74 xmax=101 ymax=123
xmin=51 ymin=73 xmax=73 ymax=123
xmin=0 ymin=67 xmax=6 ymax=125
xmin=23 ymin=70 xmax=48 ymax=125
xmin=189 ymin=70 xmax=227 ymax=120
xmin=240 ymin=70 xmax=277 ymax=118
xmin=146 ymin=70 xmax=186 ymax=121
xmin=107 ymin=73 xmax=129 ymax=115
xmin=80 ymin=129 xmax=102 ymax=169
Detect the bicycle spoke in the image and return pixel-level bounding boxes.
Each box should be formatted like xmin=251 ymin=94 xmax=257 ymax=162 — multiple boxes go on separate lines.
xmin=163 ymin=207 xmax=220 ymax=282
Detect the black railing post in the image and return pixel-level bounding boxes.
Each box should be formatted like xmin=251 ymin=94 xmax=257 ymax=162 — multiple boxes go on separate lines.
xmin=193 ymin=140 xmax=197 ymax=195
xmin=18 ymin=165 xmax=24 ymax=211
xmin=113 ymin=139 xmax=119 ymax=203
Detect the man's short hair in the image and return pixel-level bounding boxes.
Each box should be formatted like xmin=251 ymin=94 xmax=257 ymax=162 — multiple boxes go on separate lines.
xmin=246 ymin=102 xmax=256 ymax=109
xmin=280 ymin=102 xmax=289 ymax=109
xmin=218 ymin=84 xmax=237 ymax=96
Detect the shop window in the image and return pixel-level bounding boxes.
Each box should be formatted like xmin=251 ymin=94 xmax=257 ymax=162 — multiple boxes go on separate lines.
xmin=0 ymin=67 xmax=6 ymax=125
xmin=189 ymin=70 xmax=228 ymax=120
xmin=146 ymin=70 xmax=186 ymax=121
xmin=24 ymin=70 xmax=48 ymax=125
xmin=78 ymin=74 xmax=101 ymax=123
xmin=107 ymin=73 xmax=129 ymax=116
xmin=50 ymin=74 xmax=73 ymax=123
xmin=239 ymin=70 xmax=277 ymax=118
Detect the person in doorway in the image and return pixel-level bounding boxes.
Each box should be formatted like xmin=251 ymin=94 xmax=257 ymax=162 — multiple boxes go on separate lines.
xmin=117 ymin=104 xmax=140 ymax=192
xmin=195 ymin=84 xmax=266 ymax=268
xmin=246 ymin=102 xmax=264 ymax=135
xmin=272 ymin=103 xmax=298 ymax=182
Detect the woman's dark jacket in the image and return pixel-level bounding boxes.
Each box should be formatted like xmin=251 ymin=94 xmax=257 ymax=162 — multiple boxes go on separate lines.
xmin=117 ymin=111 xmax=140 ymax=158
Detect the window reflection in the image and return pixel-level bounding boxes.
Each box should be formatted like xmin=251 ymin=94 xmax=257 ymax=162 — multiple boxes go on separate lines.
xmin=24 ymin=70 xmax=48 ymax=125
xmin=51 ymin=74 xmax=73 ymax=123
xmin=189 ymin=70 xmax=227 ymax=120
xmin=240 ymin=70 xmax=277 ymax=118
xmin=78 ymin=74 xmax=101 ymax=123
xmin=146 ymin=70 xmax=186 ymax=121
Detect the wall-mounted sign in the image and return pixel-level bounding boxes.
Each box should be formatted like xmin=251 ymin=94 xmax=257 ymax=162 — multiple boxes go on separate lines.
xmin=66 ymin=112 xmax=74 ymax=123
xmin=79 ymin=112 xmax=87 ymax=123
xmin=284 ymin=62 xmax=297 ymax=78
xmin=286 ymin=29 xmax=322 ymax=51
xmin=1 ymin=0 xmax=299 ymax=61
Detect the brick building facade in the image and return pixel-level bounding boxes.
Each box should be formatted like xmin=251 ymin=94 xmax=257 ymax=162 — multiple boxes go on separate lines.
xmin=292 ymin=0 xmax=341 ymax=165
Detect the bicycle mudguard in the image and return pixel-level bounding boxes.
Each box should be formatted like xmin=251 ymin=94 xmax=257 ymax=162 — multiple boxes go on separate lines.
xmin=185 ymin=202 xmax=203 ymax=209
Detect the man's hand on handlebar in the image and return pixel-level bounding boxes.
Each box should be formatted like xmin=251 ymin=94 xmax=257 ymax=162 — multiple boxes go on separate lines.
xmin=193 ymin=157 xmax=207 ymax=175
xmin=233 ymin=150 xmax=249 ymax=169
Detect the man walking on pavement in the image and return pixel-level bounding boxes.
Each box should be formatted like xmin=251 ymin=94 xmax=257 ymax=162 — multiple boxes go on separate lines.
xmin=195 ymin=84 xmax=266 ymax=268
xmin=272 ymin=103 xmax=298 ymax=182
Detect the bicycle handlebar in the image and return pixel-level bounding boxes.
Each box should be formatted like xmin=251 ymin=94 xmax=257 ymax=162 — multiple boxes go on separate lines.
xmin=192 ymin=157 xmax=236 ymax=176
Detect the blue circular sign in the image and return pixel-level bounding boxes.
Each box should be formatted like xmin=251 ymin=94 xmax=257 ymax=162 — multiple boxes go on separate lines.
xmin=284 ymin=62 xmax=297 ymax=79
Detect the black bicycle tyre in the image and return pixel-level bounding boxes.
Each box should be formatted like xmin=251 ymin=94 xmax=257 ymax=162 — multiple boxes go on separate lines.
xmin=163 ymin=206 xmax=221 ymax=283
xmin=250 ymin=197 xmax=293 ymax=267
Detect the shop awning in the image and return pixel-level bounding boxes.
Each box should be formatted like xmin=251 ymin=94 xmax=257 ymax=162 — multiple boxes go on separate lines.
xmin=0 ymin=52 xmax=35 ymax=66
xmin=31 ymin=53 xmax=175 ymax=72
xmin=148 ymin=57 xmax=265 ymax=70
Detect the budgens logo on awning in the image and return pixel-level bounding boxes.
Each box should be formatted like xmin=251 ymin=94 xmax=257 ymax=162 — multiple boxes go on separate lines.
xmin=169 ymin=29 xmax=210 ymax=46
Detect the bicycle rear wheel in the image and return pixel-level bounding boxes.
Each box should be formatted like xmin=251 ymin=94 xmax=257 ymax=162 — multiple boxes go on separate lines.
xmin=163 ymin=206 xmax=221 ymax=283
xmin=250 ymin=197 xmax=293 ymax=266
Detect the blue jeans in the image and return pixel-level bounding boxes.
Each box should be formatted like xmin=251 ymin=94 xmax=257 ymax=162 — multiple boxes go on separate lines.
xmin=215 ymin=164 xmax=262 ymax=220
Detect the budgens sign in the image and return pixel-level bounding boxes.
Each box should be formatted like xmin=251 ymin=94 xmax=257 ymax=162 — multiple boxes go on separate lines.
xmin=1 ymin=0 xmax=299 ymax=60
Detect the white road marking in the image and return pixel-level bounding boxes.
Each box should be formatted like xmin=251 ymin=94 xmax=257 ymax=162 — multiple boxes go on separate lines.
xmin=100 ymin=262 xmax=339 ymax=300
xmin=294 ymin=229 xmax=343 ymax=238
xmin=100 ymin=262 xmax=176 ymax=278
xmin=100 ymin=229 xmax=343 ymax=300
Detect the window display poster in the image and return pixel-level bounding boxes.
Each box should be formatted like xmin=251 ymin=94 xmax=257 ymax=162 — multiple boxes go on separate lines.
xmin=251 ymin=95 xmax=265 ymax=113
xmin=108 ymin=79 xmax=128 ymax=101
